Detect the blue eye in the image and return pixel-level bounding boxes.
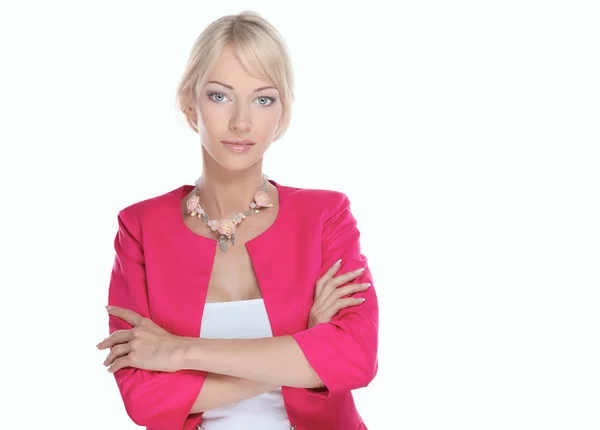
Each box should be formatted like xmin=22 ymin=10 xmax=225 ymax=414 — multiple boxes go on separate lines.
xmin=256 ymin=96 xmax=276 ymax=106
xmin=208 ymin=92 xmax=228 ymax=103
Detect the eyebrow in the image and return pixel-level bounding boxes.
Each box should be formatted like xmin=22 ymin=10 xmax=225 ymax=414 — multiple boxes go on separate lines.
xmin=207 ymin=80 xmax=278 ymax=92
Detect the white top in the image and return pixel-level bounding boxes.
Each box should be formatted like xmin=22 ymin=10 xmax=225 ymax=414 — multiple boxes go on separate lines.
xmin=198 ymin=298 xmax=292 ymax=430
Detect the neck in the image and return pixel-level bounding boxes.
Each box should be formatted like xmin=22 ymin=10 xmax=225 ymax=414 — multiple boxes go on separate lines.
xmin=196 ymin=151 xmax=267 ymax=219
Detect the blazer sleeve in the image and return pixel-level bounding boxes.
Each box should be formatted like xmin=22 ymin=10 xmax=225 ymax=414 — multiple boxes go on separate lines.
xmin=107 ymin=209 xmax=206 ymax=430
xmin=291 ymin=192 xmax=379 ymax=398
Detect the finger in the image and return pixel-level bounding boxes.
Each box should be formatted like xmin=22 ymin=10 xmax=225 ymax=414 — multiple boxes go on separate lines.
xmin=324 ymin=297 xmax=366 ymax=319
xmin=96 ymin=329 xmax=134 ymax=350
xmin=106 ymin=305 xmax=145 ymax=327
xmin=331 ymin=267 xmax=366 ymax=287
xmin=315 ymin=259 xmax=342 ymax=298
xmin=107 ymin=355 xmax=131 ymax=374
xmin=321 ymin=282 xmax=370 ymax=311
xmin=103 ymin=343 xmax=132 ymax=367
xmin=95 ymin=337 xmax=108 ymax=348
xmin=317 ymin=267 xmax=364 ymax=303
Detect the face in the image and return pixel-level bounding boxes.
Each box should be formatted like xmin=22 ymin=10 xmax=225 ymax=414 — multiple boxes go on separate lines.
xmin=188 ymin=44 xmax=283 ymax=172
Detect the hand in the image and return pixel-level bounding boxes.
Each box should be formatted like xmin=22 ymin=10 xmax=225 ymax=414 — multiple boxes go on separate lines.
xmin=308 ymin=260 xmax=370 ymax=328
xmin=96 ymin=306 xmax=186 ymax=373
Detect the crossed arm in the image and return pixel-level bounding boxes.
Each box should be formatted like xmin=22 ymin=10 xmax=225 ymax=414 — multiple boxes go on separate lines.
xmin=98 ymin=309 xmax=321 ymax=410
xmin=97 ymin=259 xmax=369 ymax=412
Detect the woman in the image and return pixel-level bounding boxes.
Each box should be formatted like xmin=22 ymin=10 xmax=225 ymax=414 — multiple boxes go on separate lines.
xmin=96 ymin=10 xmax=378 ymax=430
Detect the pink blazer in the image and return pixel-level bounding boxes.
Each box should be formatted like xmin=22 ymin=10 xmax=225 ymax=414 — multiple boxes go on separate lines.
xmin=107 ymin=179 xmax=379 ymax=430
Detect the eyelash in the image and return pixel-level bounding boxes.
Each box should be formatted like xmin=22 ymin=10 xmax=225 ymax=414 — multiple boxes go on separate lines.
xmin=207 ymin=91 xmax=277 ymax=107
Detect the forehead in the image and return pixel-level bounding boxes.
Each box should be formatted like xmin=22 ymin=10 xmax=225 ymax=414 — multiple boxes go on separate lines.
xmin=208 ymin=44 xmax=272 ymax=89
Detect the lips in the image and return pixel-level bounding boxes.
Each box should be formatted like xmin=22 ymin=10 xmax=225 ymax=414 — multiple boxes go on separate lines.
xmin=221 ymin=140 xmax=256 ymax=154
xmin=221 ymin=140 xmax=255 ymax=145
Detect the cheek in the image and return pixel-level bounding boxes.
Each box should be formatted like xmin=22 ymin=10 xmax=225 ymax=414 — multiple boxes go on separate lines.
xmin=255 ymin=108 xmax=283 ymax=134
xmin=197 ymin=103 xmax=222 ymax=130
xmin=197 ymin=108 xmax=229 ymax=144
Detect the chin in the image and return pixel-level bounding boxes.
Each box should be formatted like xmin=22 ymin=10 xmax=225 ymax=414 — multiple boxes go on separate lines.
xmin=202 ymin=141 xmax=269 ymax=172
xmin=216 ymin=154 xmax=263 ymax=172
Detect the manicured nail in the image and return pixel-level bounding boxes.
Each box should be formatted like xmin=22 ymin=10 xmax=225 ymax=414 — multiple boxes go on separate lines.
xmin=355 ymin=267 xmax=364 ymax=273
xmin=334 ymin=259 xmax=342 ymax=266
xmin=105 ymin=305 xmax=113 ymax=311
xmin=362 ymin=283 xmax=371 ymax=287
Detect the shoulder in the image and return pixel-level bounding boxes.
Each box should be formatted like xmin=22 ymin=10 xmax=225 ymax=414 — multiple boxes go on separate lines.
xmin=116 ymin=184 xmax=185 ymax=228
xmin=279 ymin=181 xmax=351 ymax=221
xmin=280 ymin=182 xmax=362 ymax=249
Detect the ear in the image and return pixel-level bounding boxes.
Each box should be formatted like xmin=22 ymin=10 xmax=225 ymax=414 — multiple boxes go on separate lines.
xmin=274 ymin=119 xmax=282 ymax=138
xmin=185 ymin=105 xmax=198 ymax=127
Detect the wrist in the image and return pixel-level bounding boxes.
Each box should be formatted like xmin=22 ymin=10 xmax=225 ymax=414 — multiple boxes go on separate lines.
xmin=179 ymin=336 xmax=206 ymax=371
xmin=169 ymin=336 xmax=189 ymax=371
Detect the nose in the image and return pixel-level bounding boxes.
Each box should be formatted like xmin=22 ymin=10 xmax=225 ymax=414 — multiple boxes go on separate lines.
xmin=230 ymin=106 xmax=252 ymax=132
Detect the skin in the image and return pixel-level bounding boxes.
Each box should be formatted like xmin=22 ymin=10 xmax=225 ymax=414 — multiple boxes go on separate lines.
xmin=97 ymin=43 xmax=369 ymax=413
xmin=194 ymin=43 xmax=284 ymax=176
xmin=186 ymin=43 xmax=284 ymax=221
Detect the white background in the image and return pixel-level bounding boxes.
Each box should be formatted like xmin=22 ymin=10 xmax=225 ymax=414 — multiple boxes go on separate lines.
xmin=1 ymin=1 xmax=599 ymax=429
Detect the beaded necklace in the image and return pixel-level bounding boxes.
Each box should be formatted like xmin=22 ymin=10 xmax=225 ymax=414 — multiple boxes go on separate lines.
xmin=185 ymin=174 xmax=273 ymax=252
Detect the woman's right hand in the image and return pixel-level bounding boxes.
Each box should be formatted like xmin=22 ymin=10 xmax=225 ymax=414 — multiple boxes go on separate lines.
xmin=308 ymin=259 xmax=370 ymax=328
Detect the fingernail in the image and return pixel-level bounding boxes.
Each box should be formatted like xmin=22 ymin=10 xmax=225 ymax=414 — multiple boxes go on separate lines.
xmin=334 ymin=259 xmax=342 ymax=266
xmin=355 ymin=267 xmax=364 ymax=273
xmin=105 ymin=305 xmax=113 ymax=311
xmin=359 ymin=298 xmax=366 ymax=302
xmin=362 ymin=283 xmax=371 ymax=287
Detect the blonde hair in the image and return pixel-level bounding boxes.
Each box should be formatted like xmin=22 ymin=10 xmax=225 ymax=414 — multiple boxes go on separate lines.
xmin=175 ymin=10 xmax=295 ymax=141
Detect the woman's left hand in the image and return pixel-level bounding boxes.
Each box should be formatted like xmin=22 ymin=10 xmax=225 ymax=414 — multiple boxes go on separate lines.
xmin=97 ymin=306 xmax=187 ymax=374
